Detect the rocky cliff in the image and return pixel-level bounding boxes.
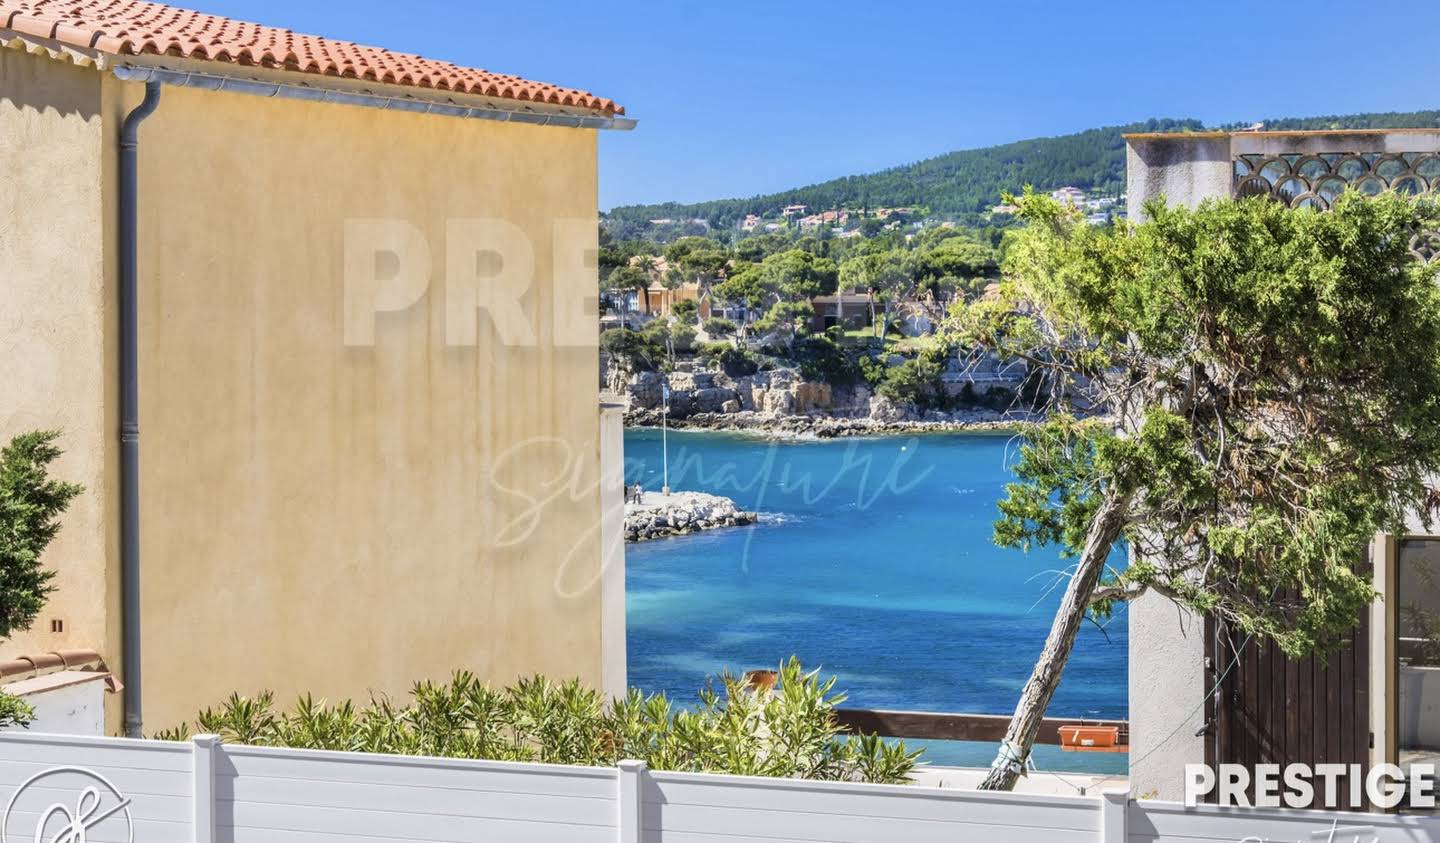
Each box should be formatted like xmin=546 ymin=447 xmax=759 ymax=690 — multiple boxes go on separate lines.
xmin=620 ymin=354 xmax=1031 ymax=430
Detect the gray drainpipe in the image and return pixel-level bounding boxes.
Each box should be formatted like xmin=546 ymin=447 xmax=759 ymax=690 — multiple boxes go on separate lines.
xmin=119 ymin=80 xmax=162 ymax=739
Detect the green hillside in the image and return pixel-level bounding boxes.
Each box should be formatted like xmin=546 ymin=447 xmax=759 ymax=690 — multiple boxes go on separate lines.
xmin=607 ymin=110 xmax=1440 ymax=229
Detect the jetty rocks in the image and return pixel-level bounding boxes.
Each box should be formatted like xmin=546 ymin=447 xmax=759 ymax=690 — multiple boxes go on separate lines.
xmin=625 ymin=491 xmax=757 ymax=542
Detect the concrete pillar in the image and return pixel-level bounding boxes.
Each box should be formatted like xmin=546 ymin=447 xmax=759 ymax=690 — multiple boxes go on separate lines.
xmin=1125 ymin=135 xmax=1233 ymax=221
xmin=1127 ymin=589 xmax=1206 ymax=801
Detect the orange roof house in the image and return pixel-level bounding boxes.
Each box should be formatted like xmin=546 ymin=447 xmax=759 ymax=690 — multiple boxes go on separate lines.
xmin=1 ymin=0 xmax=632 ymax=735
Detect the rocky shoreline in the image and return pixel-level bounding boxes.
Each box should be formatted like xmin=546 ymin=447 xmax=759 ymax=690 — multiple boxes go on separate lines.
xmin=625 ymin=491 xmax=758 ymax=542
xmin=624 ymin=407 xmax=1037 ymax=439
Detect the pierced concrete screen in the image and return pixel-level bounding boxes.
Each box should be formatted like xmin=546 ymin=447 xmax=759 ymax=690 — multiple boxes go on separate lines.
xmin=1234 ymin=152 xmax=1440 ymax=262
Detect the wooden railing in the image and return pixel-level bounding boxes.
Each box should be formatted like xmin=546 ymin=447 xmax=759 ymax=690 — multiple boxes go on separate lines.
xmin=834 ymin=708 xmax=1129 ymax=750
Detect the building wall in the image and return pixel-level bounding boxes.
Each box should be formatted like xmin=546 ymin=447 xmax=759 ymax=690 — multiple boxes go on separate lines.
xmin=5 ymin=48 xmax=613 ymax=735
xmin=115 ymin=75 xmax=606 ymax=732
xmin=0 ymin=48 xmax=122 ymax=670
xmin=598 ymin=398 xmax=627 ymax=701
xmin=644 ymin=283 xmax=704 ymax=317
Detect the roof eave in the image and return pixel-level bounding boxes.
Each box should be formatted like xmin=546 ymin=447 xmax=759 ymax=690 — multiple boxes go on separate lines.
xmin=109 ymin=59 xmax=636 ymax=130
xmin=0 ymin=27 xmax=633 ymax=129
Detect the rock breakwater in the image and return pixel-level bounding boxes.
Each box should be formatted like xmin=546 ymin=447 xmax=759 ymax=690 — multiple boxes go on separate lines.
xmin=625 ymin=491 xmax=758 ymax=542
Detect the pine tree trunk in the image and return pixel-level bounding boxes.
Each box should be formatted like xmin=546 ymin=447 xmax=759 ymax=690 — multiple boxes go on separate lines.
xmin=978 ymin=487 xmax=1132 ymax=791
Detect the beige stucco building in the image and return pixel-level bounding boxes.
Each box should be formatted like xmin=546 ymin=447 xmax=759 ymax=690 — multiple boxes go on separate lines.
xmin=0 ymin=0 xmax=630 ymax=735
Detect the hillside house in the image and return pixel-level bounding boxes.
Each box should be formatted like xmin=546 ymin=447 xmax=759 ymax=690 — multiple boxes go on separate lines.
xmin=1050 ymin=186 xmax=1087 ymax=207
xmin=1124 ymin=127 xmax=1440 ymax=807
xmin=810 ymin=293 xmax=874 ymax=332
xmin=1 ymin=0 xmax=630 ymax=735
xmin=644 ymin=282 xmax=710 ymax=319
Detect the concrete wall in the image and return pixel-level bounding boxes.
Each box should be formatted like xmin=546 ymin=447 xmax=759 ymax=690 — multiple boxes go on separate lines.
xmin=1126 ymin=591 xmax=1205 ymax=801
xmin=2 ymin=48 xmax=615 ymax=733
xmin=0 ymin=48 xmax=122 ymax=668
xmin=1230 ymin=130 xmax=1440 ymax=157
xmin=1125 ymin=135 xmax=1232 ymax=221
xmin=1122 ymin=135 xmax=1234 ymax=799
xmin=6 ymin=673 xmax=109 ymax=735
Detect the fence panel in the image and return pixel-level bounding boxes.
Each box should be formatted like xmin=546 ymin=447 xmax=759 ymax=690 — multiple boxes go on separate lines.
xmin=0 ymin=731 xmax=193 ymax=842
xmin=216 ymin=744 xmax=617 ymax=843
xmin=4 ymin=732 xmax=1440 ymax=843
xmin=1132 ymin=798 xmax=1440 ymax=842
xmin=644 ymin=768 xmax=1101 ymax=843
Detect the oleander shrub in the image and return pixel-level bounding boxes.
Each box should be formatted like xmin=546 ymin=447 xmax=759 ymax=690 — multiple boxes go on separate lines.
xmin=155 ymin=658 xmax=920 ymax=784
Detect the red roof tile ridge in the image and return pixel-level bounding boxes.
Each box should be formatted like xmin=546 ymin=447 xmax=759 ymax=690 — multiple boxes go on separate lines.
xmin=0 ymin=0 xmax=622 ymax=115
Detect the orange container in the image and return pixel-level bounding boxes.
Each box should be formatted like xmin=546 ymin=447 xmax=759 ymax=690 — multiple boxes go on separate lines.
xmin=1058 ymin=725 xmax=1125 ymax=753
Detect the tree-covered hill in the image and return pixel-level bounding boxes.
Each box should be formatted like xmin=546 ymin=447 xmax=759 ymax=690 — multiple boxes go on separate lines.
xmin=607 ymin=110 xmax=1440 ymax=229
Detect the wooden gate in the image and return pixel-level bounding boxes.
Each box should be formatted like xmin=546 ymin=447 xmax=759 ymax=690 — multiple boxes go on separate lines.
xmin=1203 ymin=606 xmax=1371 ymax=809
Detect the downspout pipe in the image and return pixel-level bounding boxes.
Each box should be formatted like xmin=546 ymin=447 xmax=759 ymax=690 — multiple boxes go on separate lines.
xmin=119 ymin=80 xmax=161 ymax=738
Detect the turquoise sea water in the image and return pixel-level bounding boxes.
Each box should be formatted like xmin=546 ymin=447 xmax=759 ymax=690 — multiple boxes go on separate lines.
xmin=623 ymin=427 xmax=1129 ymax=774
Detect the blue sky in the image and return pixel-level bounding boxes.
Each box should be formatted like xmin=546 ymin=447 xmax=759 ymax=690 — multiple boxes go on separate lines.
xmin=199 ymin=1 xmax=1440 ymax=209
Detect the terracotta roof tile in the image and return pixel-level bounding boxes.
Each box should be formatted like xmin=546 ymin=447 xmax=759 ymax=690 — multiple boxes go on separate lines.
xmin=0 ymin=0 xmax=622 ymax=115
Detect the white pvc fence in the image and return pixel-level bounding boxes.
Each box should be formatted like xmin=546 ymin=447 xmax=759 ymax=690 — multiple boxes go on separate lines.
xmin=2 ymin=732 xmax=1440 ymax=842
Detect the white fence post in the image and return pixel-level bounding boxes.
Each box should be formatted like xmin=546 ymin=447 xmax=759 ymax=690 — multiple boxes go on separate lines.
xmin=617 ymin=759 xmax=646 ymax=843
xmin=192 ymin=734 xmax=220 ymax=843
xmin=1101 ymin=788 xmax=1128 ymax=843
